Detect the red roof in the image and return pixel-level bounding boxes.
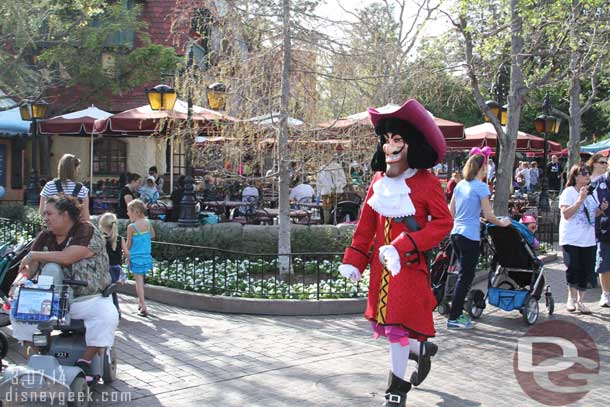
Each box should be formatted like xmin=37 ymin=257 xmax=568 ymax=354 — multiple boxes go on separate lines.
xmin=44 ymin=0 xmax=208 ymax=114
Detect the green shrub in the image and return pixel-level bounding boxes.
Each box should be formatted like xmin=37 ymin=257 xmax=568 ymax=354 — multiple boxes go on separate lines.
xmin=0 ymin=204 xmax=26 ymax=221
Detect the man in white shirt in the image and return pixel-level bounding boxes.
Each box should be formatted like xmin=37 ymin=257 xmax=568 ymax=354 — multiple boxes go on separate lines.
xmin=240 ymin=183 xmax=259 ymax=216
xmin=289 ymin=178 xmax=315 ymax=204
xmin=316 ymin=159 xmax=347 ymax=224
xmin=522 ymin=162 xmax=531 ymax=192
xmin=487 ymin=160 xmax=496 ymax=181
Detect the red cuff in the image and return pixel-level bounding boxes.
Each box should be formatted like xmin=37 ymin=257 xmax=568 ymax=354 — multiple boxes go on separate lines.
xmin=342 ymin=246 xmax=370 ymax=272
xmin=391 ymin=232 xmax=420 ymax=265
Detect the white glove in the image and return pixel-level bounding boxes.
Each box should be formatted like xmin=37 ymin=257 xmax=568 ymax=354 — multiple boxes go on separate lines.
xmin=379 ymin=245 xmax=401 ymax=277
xmin=338 ymin=264 xmax=362 ymax=282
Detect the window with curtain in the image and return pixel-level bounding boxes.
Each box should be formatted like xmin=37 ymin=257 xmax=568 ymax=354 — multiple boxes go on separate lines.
xmin=93 ymin=138 xmax=127 ymax=175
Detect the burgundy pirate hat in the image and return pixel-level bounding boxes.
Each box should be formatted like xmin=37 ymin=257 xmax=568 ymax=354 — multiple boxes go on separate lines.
xmin=368 ymin=99 xmax=446 ymax=163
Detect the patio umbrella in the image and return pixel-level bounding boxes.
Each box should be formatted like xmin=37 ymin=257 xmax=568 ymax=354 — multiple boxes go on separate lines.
xmin=0 ymin=107 xmax=30 ymax=136
xmin=317 ymin=103 xmax=465 ymax=141
xmin=447 ymin=123 xmax=561 ymax=153
xmin=92 ymin=99 xmax=236 ymax=134
xmin=38 ymin=105 xmax=113 ymax=193
xmin=37 ymin=105 xmax=112 ymax=135
xmin=580 ymin=138 xmax=610 ymax=153
xmin=93 ymin=99 xmax=237 ymax=191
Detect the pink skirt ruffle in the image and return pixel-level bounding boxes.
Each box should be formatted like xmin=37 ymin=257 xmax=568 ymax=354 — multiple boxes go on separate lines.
xmin=370 ymin=321 xmax=410 ymax=346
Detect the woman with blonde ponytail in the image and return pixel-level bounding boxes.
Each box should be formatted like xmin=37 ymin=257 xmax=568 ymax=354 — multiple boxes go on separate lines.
xmin=99 ymin=212 xmax=127 ymax=315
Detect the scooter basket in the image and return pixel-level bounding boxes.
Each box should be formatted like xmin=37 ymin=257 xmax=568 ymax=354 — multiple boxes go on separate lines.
xmin=11 ymin=287 xmax=61 ymax=323
xmin=487 ymin=287 xmax=529 ymax=312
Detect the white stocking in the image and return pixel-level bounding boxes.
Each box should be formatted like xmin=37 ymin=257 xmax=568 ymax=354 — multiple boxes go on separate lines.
xmin=409 ymin=338 xmax=422 ymax=356
xmin=389 ymin=342 xmax=410 ymax=379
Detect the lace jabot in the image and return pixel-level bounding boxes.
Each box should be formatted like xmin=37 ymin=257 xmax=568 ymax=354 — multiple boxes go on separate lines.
xmin=367 ymin=169 xmax=418 ymax=218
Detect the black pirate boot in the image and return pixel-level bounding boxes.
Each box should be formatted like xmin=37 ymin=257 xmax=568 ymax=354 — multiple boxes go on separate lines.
xmin=409 ymin=341 xmax=438 ymax=386
xmin=383 ymin=371 xmax=411 ymax=407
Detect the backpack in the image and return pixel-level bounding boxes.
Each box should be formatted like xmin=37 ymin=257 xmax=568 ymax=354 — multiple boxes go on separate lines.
xmin=595 ymin=176 xmax=610 ymax=241
xmin=54 ymin=179 xmax=83 ymax=200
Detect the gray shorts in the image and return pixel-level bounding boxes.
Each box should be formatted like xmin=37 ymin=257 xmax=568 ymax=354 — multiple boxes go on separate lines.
xmin=595 ymin=241 xmax=610 ymax=274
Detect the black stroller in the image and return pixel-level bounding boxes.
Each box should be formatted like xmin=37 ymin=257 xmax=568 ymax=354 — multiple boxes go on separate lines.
xmin=430 ymin=236 xmax=487 ymax=319
xmin=0 ymin=240 xmax=34 ymax=358
xmin=481 ymin=223 xmax=554 ymax=325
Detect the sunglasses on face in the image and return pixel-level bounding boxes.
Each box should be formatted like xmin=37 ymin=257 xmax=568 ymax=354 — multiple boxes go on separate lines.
xmin=597 ymin=161 xmax=608 ymax=165
xmin=578 ymin=171 xmax=590 ymax=176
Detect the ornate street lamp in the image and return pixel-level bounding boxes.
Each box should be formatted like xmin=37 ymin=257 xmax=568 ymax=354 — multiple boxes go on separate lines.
xmin=19 ymin=98 xmax=49 ymax=206
xmin=206 ymin=82 xmax=227 ymax=110
xmin=484 ymin=63 xmax=509 ymax=163
xmin=146 ymin=84 xmax=178 ymax=111
xmin=534 ymin=94 xmax=561 ymax=211
xmin=146 ymin=50 xmax=198 ymax=227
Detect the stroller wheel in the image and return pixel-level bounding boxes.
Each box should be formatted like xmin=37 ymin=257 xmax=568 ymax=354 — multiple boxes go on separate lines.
xmin=545 ymin=293 xmax=555 ymax=316
xmin=466 ymin=289 xmax=486 ymax=319
xmin=522 ymin=295 xmax=539 ymax=326
xmin=437 ymin=301 xmax=449 ymax=316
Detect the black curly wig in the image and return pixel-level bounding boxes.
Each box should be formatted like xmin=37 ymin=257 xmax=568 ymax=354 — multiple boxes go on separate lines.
xmin=370 ymin=118 xmax=439 ymax=172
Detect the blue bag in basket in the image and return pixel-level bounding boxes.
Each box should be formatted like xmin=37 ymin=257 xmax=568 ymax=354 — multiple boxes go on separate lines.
xmin=11 ymin=287 xmax=60 ymax=323
xmin=487 ymin=287 xmax=529 ymax=312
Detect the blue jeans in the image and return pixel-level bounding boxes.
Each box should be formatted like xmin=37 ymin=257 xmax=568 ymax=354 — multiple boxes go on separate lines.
xmin=449 ymin=234 xmax=480 ymax=320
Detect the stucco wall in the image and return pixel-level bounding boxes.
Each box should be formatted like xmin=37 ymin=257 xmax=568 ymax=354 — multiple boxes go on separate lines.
xmin=49 ymin=135 xmax=168 ymax=183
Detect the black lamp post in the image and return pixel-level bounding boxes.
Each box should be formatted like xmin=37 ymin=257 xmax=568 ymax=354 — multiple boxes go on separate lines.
xmin=19 ymin=99 xmax=49 ymax=206
xmin=146 ymin=67 xmax=198 ymax=227
xmin=484 ymin=65 xmax=509 ymax=161
xmin=177 ymin=48 xmax=199 ymax=227
xmin=534 ymin=94 xmax=561 ymax=211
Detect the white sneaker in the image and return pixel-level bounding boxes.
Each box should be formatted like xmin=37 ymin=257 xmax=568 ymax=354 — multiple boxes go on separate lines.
xmin=576 ymin=302 xmax=592 ymax=315
xmin=600 ymin=294 xmax=610 ymax=308
xmin=566 ymin=297 xmax=576 ymax=312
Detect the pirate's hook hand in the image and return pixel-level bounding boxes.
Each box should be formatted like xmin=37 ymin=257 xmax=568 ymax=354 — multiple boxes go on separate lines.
xmin=338 ymin=264 xmax=361 ymax=282
xmin=379 ymin=245 xmax=401 ymax=277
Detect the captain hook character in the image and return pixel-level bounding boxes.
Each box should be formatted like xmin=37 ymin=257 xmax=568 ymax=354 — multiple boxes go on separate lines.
xmin=339 ymin=99 xmax=453 ymax=406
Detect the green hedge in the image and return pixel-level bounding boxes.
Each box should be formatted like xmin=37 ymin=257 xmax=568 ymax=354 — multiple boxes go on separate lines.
xmin=92 ymin=218 xmax=354 ymax=261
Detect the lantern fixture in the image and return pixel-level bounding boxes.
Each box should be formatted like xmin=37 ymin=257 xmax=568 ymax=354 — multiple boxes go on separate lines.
xmin=19 ymin=99 xmax=49 ymax=121
xmin=484 ymin=99 xmax=508 ymax=126
xmin=207 ymin=82 xmax=227 ymax=110
xmin=146 ymin=84 xmax=178 ymax=111
xmin=534 ymin=114 xmax=561 ymax=134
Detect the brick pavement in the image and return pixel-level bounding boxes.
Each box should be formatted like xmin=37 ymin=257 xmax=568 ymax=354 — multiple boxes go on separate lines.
xmin=2 ymin=255 xmax=608 ymax=406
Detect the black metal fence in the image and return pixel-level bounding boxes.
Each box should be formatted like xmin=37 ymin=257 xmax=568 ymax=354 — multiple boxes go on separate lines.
xmin=0 ymin=214 xmax=559 ymax=300
xmin=0 ymin=217 xmax=368 ymax=300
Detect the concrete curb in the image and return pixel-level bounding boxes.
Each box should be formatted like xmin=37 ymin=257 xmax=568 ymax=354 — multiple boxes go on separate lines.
xmin=117 ymin=252 xmax=559 ymax=316
xmin=116 ymin=281 xmax=367 ymax=316
xmin=472 ymin=252 xmax=559 ymax=286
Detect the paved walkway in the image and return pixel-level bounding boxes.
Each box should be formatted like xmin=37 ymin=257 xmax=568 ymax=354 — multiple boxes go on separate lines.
xmin=3 ymin=256 xmax=608 ymax=406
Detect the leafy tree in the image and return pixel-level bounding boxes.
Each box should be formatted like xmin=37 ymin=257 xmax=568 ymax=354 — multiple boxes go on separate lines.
xmin=0 ymin=0 xmax=178 ymax=110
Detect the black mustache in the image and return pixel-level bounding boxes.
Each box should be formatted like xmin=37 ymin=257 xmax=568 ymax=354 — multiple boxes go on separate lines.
xmin=386 ymin=145 xmax=405 ymax=155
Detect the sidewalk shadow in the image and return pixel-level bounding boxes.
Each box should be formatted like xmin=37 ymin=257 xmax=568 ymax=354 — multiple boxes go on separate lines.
xmin=416 ymin=387 xmax=482 ymax=406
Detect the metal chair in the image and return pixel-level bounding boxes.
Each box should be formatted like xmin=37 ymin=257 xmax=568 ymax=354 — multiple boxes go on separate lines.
xmin=330 ymin=200 xmax=361 ymax=224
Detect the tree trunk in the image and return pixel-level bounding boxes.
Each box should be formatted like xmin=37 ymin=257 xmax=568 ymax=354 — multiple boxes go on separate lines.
xmin=493 ymin=0 xmax=525 ymax=215
xmin=278 ymin=0 xmax=292 ymax=276
xmin=567 ymin=0 xmax=582 ymax=170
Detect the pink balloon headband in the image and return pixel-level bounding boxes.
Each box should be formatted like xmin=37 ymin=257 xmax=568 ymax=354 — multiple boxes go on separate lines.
xmin=470 ymin=146 xmax=492 ymax=166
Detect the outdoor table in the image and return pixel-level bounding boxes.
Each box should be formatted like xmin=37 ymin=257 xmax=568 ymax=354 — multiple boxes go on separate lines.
xmin=202 ymin=200 xmax=255 ymax=220
xmin=295 ymin=202 xmax=323 ymax=209
xmin=256 ymin=208 xmax=311 ymax=223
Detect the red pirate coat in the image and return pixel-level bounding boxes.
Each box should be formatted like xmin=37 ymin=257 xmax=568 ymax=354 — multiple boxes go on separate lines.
xmin=343 ymin=169 xmax=453 ymax=340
